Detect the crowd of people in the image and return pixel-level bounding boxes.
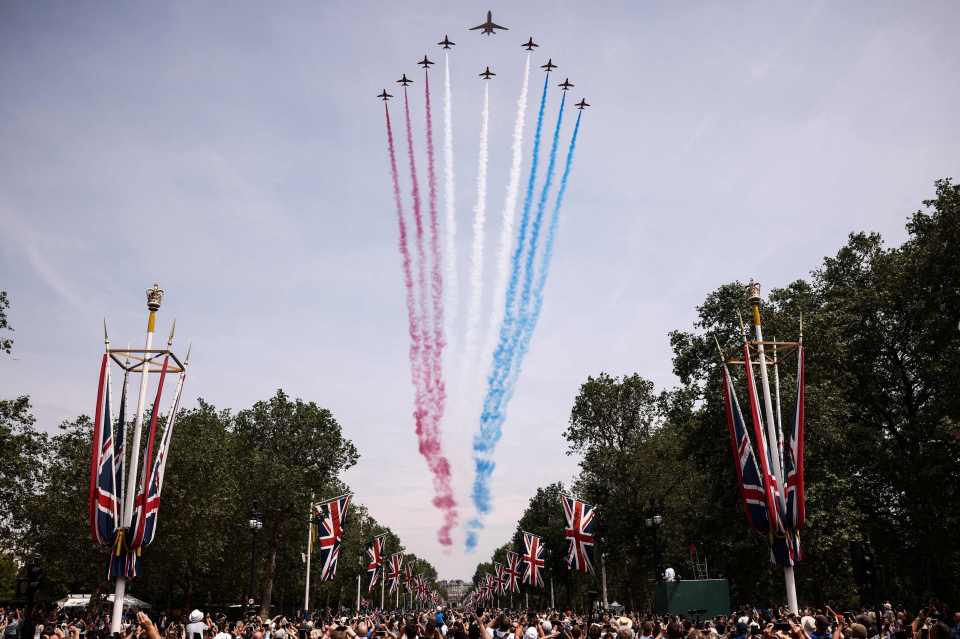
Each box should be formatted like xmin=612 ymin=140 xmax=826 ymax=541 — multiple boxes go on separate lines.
xmin=2 ymin=603 xmax=959 ymax=639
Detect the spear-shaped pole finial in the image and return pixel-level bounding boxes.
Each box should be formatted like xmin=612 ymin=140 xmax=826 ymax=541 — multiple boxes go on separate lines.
xmin=184 ymin=342 xmax=192 ymax=366
xmin=713 ymin=336 xmax=726 ymax=362
xmin=799 ymin=312 xmax=804 ymax=342
xmin=167 ymin=319 xmax=177 ymax=346
xmin=104 ymin=318 xmax=110 ymax=346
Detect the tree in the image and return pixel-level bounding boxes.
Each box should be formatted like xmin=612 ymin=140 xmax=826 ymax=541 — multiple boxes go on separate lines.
xmin=0 ymin=290 xmax=13 ymax=355
xmin=232 ymin=390 xmax=359 ymax=616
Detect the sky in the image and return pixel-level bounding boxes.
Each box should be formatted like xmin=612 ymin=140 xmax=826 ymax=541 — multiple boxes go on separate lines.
xmin=1 ymin=1 xmax=958 ymax=580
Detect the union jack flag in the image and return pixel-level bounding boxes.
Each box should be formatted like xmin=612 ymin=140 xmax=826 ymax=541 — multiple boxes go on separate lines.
xmin=741 ymin=343 xmax=785 ymax=535
xmin=367 ymin=534 xmax=386 ymax=593
xmin=503 ymin=551 xmax=521 ymax=593
xmin=561 ymin=494 xmax=596 ymax=574
xmin=89 ymin=354 xmax=119 ymax=547
xmin=387 ymin=553 xmax=403 ymax=594
xmin=315 ymin=493 xmax=352 ymax=581
xmin=720 ymin=360 xmax=773 ymax=533
xmin=783 ymin=342 xmax=806 ymax=531
xmin=493 ymin=562 xmax=505 ymax=595
xmin=521 ymin=531 xmax=545 ymax=588
xmin=403 ymin=564 xmax=414 ymax=593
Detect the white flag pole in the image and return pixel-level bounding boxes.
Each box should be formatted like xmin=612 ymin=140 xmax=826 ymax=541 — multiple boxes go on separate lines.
xmin=110 ymin=284 xmax=163 ymax=634
xmin=304 ymin=497 xmax=314 ymax=613
xmin=747 ymin=281 xmax=797 ymax=614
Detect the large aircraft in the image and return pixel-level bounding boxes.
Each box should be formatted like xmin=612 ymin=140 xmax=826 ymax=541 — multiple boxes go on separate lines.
xmin=469 ymin=10 xmax=508 ymax=35
xmin=575 ymin=98 xmax=590 ymax=110
xmin=541 ymin=58 xmax=557 ymax=73
xmin=418 ymin=55 xmax=434 ymax=69
xmin=438 ymin=35 xmax=455 ymax=49
xmin=522 ymin=37 xmax=538 ymax=51
xmin=558 ymin=78 xmax=574 ymax=91
xmin=479 ymin=66 xmax=496 ymax=80
xmin=397 ymin=74 xmax=413 ymax=87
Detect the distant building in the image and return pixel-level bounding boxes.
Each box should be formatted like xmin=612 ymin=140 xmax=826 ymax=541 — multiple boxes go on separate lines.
xmin=439 ymin=579 xmax=470 ymax=604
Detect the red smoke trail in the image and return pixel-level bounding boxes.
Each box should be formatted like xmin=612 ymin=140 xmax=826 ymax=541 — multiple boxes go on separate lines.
xmin=401 ymin=90 xmax=458 ymax=545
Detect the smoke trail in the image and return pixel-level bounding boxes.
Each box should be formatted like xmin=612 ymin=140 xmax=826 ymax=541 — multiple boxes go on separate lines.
xmin=442 ymin=51 xmax=458 ymax=358
xmin=466 ymin=73 xmax=550 ymax=550
xmin=503 ymin=110 xmax=583 ymax=414
xmin=480 ymin=53 xmax=531 ymax=391
xmin=461 ymin=82 xmax=490 ymax=392
xmin=424 ymin=66 xmax=455 ymax=544
xmin=401 ymin=89 xmax=458 ymax=545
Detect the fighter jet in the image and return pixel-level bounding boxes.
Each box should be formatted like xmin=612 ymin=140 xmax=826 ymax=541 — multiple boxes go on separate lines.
xmin=575 ymin=98 xmax=590 ymax=110
xmin=397 ymin=74 xmax=413 ymax=87
xmin=378 ymin=89 xmax=393 ymax=101
xmin=522 ymin=37 xmax=538 ymax=51
xmin=469 ymin=10 xmax=508 ymax=35
xmin=418 ymin=55 xmax=434 ymax=69
xmin=438 ymin=35 xmax=455 ymax=49
xmin=558 ymin=78 xmax=574 ymax=91
xmin=479 ymin=66 xmax=496 ymax=80
xmin=541 ymin=58 xmax=557 ymax=73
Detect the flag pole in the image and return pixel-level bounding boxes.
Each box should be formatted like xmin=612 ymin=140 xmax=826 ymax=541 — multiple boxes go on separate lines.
xmin=747 ymin=281 xmax=797 ymax=614
xmin=304 ymin=496 xmax=314 ymax=613
xmin=381 ymin=562 xmax=385 ymax=611
xmin=772 ymin=338 xmax=786 ymax=481
xmin=110 ymin=284 xmax=163 ymax=633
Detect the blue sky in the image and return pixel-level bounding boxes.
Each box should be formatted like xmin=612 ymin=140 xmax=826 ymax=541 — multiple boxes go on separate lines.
xmin=1 ymin=1 xmax=958 ymax=579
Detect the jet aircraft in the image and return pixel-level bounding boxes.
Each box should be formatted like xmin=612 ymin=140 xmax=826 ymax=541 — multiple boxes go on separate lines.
xmin=479 ymin=66 xmax=496 ymax=80
xmin=558 ymin=78 xmax=574 ymax=91
xmin=438 ymin=35 xmax=455 ymax=49
xmin=541 ymin=58 xmax=557 ymax=72
xmin=522 ymin=37 xmax=538 ymax=51
xmin=469 ymin=10 xmax=508 ymax=35
xmin=397 ymin=74 xmax=413 ymax=87
xmin=378 ymin=89 xmax=393 ymax=101
xmin=575 ymin=99 xmax=590 ymax=110
xmin=418 ymin=55 xmax=434 ymax=69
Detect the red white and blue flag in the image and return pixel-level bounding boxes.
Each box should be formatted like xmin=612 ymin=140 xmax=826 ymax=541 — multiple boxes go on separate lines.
xmin=521 ymin=531 xmax=545 ymax=588
xmin=387 ymin=553 xmax=403 ymax=594
xmin=783 ymin=342 xmax=806 ymax=531
xmin=493 ymin=562 xmax=505 ymax=595
xmin=403 ymin=564 xmax=414 ymax=594
xmin=504 ymin=551 xmax=521 ymax=594
xmin=721 ymin=360 xmax=773 ymax=533
xmin=315 ymin=493 xmax=352 ymax=581
xmin=561 ymin=494 xmax=596 ymax=575
xmin=367 ymin=534 xmax=386 ymax=593
xmin=89 ymin=354 xmax=119 ymax=547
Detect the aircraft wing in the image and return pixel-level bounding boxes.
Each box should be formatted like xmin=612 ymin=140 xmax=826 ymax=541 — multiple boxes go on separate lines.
xmin=469 ymin=24 xmax=486 ymax=30
xmin=490 ymin=22 xmax=508 ymax=30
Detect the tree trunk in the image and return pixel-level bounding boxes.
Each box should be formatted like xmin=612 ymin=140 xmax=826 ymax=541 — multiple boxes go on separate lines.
xmin=259 ymin=519 xmax=284 ymax=617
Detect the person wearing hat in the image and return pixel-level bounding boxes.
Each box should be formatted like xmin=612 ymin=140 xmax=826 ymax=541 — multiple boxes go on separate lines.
xmin=186 ymin=612 xmax=208 ymax=639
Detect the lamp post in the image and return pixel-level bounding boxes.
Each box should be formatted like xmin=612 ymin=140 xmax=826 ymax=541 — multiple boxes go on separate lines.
xmin=249 ymin=501 xmax=263 ymax=605
xmin=644 ymin=498 xmax=664 ymax=583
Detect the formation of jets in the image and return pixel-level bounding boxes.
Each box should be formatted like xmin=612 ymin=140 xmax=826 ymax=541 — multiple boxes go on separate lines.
xmin=380 ymin=14 xmax=589 ymax=110
xmin=469 ymin=10 xmax=508 ymax=35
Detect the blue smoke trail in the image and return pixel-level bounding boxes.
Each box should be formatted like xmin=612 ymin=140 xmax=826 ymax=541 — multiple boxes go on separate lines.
xmin=508 ymin=111 xmax=583 ymax=389
xmin=466 ymin=74 xmax=550 ymax=550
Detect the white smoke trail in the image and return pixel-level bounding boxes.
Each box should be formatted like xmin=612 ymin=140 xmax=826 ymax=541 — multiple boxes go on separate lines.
xmin=480 ymin=54 xmax=531 ymax=383
xmin=443 ymin=51 xmax=458 ymax=358
xmin=461 ymin=82 xmax=490 ymax=392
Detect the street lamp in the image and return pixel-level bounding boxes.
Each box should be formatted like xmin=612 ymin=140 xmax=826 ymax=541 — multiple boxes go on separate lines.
xmin=249 ymin=501 xmax=263 ymax=605
xmin=644 ymin=498 xmax=664 ymax=583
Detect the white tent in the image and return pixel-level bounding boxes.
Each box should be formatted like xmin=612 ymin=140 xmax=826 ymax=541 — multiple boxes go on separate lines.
xmin=56 ymin=594 xmax=151 ymax=609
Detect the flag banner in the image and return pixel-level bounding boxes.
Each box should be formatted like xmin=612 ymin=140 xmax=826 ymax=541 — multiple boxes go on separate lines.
xmin=315 ymin=493 xmax=353 ymax=581
xmin=89 ymin=354 xmax=119 ymax=547
xmin=742 ymin=343 xmax=785 ymax=534
xmin=367 ymin=534 xmax=387 ymax=593
xmin=561 ymin=494 xmax=596 ymax=574
xmin=387 ymin=553 xmax=404 ymax=594
xmin=521 ymin=531 xmax=545 ymax=588
xmin=403 ymin=564 xmax=414 ymax=593
xmin=493 ymin=562 xmax=505 ymax=595
xmin=783 ymin=342 xmax=806 ymax=531
xmin=721 ymin=361 xmax=773 ymax=533
xmin=504 ymin=551 xmax=521 ymax=594
xmin=128 ymin=355 xmax=171 ymax=552
xmin=113 ymin=370 xmax=129 ymax=529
